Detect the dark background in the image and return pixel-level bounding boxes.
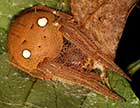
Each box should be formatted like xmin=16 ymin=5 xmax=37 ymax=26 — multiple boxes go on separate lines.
xmin=115 ymin=5 xmax=140 ymax=99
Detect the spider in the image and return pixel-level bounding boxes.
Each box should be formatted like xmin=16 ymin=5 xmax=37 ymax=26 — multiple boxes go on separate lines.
xmin=8 ymin=0 xmax=136 ymax=100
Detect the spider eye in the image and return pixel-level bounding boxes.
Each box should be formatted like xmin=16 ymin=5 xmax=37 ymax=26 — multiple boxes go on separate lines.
xmin=22 ymin=49 xmax=31 ymax=59
xmin=37 ymin=17 xmax=48 ymax=27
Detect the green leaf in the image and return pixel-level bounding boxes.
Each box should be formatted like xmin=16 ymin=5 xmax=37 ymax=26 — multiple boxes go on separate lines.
xmin=0 ymin=0 xmax=140 ymax=108
xmin=0 ymin=53 xmax=88 ymax=108
xmin=80 ymin=71 xmax=140 ymax=108
xmin=0 ymin=53 xmax=35 ymax=108
xmin=127 ymin=60 xmax=140 ymax=76
xmin=0 ymin=28 xmax=7 ymax=54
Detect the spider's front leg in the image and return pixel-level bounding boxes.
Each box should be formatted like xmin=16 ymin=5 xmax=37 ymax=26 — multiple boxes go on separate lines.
xmin=35 ymin=60 xmax=123 ymax=100
xmin=59 ymin=21 xmax=131 ymax=81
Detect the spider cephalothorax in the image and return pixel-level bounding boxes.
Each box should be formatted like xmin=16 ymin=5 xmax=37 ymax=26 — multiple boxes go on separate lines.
xmin=8 ymin=0 xmax=136 ymax=100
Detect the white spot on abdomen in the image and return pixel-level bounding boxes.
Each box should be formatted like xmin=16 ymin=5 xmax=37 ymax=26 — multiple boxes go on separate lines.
xmin=37 ymin=17 xmax=48 ymax=27
xmin=22 ymin=49 xmax=31 ymax=59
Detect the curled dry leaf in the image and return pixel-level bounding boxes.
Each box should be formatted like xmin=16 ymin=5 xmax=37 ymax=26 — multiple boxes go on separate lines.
xmin=71 ymin=0 xmax=137 ymax=59
xmin=7 ymin=0 xmax=136 ymax=101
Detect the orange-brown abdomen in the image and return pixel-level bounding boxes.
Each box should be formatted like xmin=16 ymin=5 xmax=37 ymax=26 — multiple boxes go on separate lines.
xmin=8 ymin=10 xmax=63 ymax=72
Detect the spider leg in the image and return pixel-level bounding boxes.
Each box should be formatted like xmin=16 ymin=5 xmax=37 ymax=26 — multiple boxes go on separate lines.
xmin=59 ymin=23 xmax=131 ymax=81
xmin=42 ymin=62 xmax=124 ymax=100
xmin=30 ymin=68 xmax=53 ymax=80
xmin=9 ymin=57 xmax=123 ymax=100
